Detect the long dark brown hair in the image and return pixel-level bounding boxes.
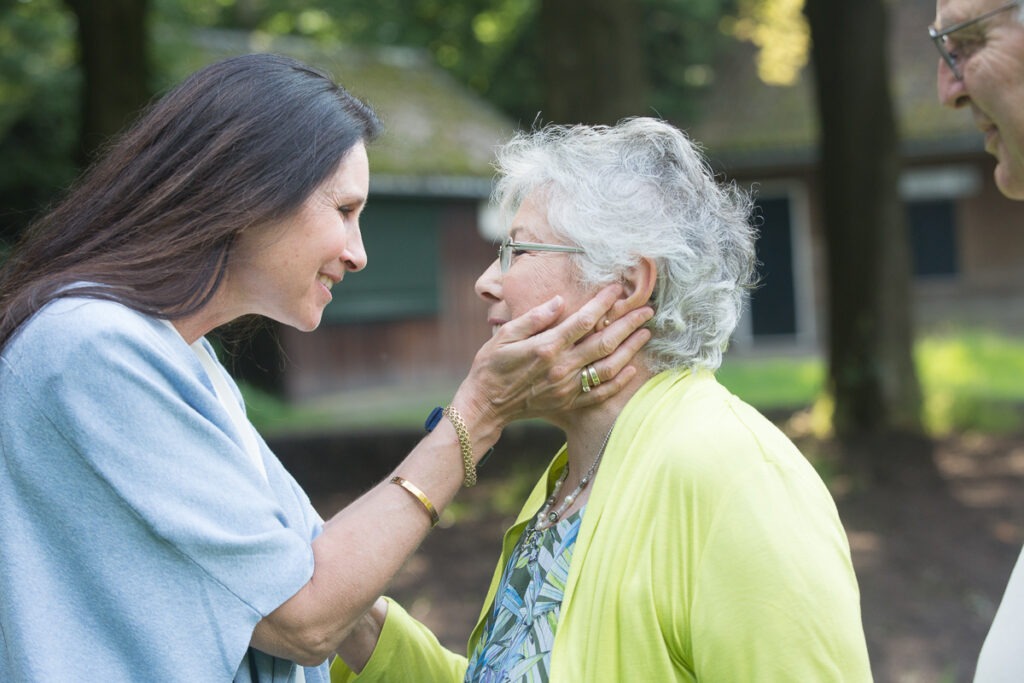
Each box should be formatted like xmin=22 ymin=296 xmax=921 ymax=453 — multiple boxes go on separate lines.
xmin=0 ymin=53 xmax=382 ymax=349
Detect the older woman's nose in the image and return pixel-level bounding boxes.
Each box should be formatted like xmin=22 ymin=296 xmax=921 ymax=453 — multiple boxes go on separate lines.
xmin=475 ymin=259 xmax=501 ymax=302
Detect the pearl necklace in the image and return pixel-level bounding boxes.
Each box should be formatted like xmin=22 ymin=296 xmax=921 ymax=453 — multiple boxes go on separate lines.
xmin=531 ymin=419 xmax=617 ymax=533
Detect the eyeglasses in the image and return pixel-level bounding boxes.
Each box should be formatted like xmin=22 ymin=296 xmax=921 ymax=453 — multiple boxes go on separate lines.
xmin=498 ymin=237 xmax=585 ymax=273
xmin=928 ymin=1 xmax=1021 ymax=80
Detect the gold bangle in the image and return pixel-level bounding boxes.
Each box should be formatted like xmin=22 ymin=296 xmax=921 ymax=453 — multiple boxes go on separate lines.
xmin=390 ymin=476 xmax=439 ymax=527
xmin=442 ymin=405 xmax=477 ymax=487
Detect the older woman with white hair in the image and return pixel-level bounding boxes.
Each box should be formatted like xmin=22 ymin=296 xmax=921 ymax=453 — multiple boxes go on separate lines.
xmin=332 ymin=117 xmax=872 ymax=682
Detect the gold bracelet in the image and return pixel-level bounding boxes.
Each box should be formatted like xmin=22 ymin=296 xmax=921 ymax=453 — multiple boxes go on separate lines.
xmin=442 ymin=405 xmax=477 ymax=487
xmin=390 ymin=476 xmax=439 ymax=527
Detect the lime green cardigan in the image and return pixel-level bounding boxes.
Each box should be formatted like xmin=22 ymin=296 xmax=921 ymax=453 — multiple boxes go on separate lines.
xmin=333 ymin=369 xmax=872 ymax=682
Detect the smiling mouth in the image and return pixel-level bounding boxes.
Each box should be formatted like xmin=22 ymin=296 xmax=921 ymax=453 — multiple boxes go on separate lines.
xmin=318 ymin=274 xmax=336 ymax=291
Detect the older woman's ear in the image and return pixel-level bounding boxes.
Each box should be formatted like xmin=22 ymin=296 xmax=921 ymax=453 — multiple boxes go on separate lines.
xmin=604 ymin=257 xmax=657 ymax=327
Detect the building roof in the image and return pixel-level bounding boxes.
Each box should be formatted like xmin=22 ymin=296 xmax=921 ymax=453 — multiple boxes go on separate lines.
xmin=163 ymin=29 xmax=514 ymax=193
xmin=686 ymin=0 xmax=984 ymax=171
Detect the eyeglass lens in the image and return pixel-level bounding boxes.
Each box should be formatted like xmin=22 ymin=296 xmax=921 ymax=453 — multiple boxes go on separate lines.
xmin=930 ymin=1 xmax=1020 ymax=79
xmin=499 ymin=239 xmax=511 ymax=272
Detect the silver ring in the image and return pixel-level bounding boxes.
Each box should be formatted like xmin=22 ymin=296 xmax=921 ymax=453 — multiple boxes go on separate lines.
xmin=586 ymin=365 xmax=600 ymax=387
xmin=581 ymin=368 xmax=592 ymax=393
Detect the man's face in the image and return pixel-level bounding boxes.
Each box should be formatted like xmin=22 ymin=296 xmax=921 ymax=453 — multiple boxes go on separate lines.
xmin=935 ymin=0 xmax=1024 ymax=199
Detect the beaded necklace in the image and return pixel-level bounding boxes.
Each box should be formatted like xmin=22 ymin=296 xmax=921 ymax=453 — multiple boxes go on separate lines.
xmin=531 ymin=418 xmax=617 ymax=534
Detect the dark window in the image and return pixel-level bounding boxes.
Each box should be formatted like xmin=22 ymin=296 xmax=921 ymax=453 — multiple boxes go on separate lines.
xmin=323 ymin=198 xmax=441 ymax=323
xmin=750 ymin=197 xmax=797 ymax=336
xmin=906 ymin=199 xmax=958 ymax=278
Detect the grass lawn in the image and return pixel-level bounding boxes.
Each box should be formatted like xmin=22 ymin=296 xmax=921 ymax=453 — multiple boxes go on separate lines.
xmin=717 ymin=330 xmax=1024 ymax=436
xmin=243 ymin=329 xmax=1024 ymax=438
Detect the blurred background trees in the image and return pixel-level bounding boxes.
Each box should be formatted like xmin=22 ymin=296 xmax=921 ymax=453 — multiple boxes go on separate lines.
xmin=0 ymin=0 xmax=925 ymax=452
xmin=0 ymin=0 xmax=737 ymax=247
xmin=804 ymin=0 xmax=923 ymax=450
xmin=0 ymin=0 xmax=78 ymax=245
xmin=62 ymin=0 xmax=148 ymax=165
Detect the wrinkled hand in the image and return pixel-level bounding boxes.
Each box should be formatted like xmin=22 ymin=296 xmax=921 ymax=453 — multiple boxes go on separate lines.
xmin=456 ymin=284 xmax=653 ymax=435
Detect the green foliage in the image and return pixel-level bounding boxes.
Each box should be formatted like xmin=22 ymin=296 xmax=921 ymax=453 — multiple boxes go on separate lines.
xmin=724 ymin=0 xmax=809 ymax=85
xmin=646 ymin=0 xmax=740 ymax=119
xmin=0 ymin=0 xmax=79 ymax=244
xmin=0 ymin=0 xmax=75 ymax=133
xmin=151 ymin=0 xmax=736 ymax=125
xmin=161 ymin=0 xmax=546 ymax=123
xmin=0 ymin=0 xmax=741 ymax=247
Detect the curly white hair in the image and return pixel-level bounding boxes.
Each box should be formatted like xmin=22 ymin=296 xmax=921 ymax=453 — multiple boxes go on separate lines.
xmin=492 ymin=117 xmax=758 ymax=372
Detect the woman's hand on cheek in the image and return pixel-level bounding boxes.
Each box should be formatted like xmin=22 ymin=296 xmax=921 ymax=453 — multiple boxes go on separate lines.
xmin=456 ymin=284 xmax=653 ymax=431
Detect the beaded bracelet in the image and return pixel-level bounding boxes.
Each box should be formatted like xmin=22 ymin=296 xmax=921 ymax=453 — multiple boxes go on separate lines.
xmin=391 ymin=476 xmax=439 ymax=527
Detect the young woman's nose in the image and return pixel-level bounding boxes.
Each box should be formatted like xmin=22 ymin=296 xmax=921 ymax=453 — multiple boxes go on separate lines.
xmin=343 ymin=225 xmax=368 ymax=272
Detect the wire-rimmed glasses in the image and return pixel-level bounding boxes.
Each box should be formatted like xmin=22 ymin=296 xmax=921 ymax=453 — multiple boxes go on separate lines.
xmin=928 ymin=1 xmax=1021 ymax=80
xmin=498 ymin=237 xmax=585 ymax=273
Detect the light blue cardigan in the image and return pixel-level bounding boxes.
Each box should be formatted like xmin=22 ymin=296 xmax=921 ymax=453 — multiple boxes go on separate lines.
xmin=0 ymin=295 xmax=326 ymax=682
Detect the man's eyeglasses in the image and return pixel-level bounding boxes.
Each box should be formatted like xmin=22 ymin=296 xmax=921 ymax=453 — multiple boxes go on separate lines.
xmin=928 ymin=1 xmax=1021 ymax=80
xmin=498 ymin=237 xmax=585 ymax=273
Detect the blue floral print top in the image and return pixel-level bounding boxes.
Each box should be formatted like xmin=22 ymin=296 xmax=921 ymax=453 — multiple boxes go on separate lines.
xmin=463 ymin=508 xmax=586 ymax=683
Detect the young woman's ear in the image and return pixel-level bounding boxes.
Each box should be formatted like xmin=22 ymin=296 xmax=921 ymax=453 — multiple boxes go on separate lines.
xmin=602 ymin=257 xmax=656 ymax=327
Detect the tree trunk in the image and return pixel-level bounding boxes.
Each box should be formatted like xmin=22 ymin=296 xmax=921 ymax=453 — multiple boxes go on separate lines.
xmin=63 ymin=0 xmax=149 ymax=165
xmin=804 ymin=0 xmax=922 ymax=441
xmin=538 ymin=0 xmax=649 ymax=125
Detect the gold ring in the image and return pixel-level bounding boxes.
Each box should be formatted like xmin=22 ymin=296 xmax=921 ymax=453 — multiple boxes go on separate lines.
xmin=587 ymin=365 xmax=600 ymax=387
xmin=581 ymin=369 xmax=592 ymax=393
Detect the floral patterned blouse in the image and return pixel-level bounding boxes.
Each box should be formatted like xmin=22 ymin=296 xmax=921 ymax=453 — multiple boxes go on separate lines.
xmin=463 ymin=508 xmax=586 ymax=683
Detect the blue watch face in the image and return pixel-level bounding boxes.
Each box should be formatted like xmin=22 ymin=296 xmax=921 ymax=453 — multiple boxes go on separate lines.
xmin=424 ymin=405 xmax=444 ymax=432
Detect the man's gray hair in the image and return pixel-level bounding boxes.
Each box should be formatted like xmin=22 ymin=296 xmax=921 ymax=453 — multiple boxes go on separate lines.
xmin=492 ymin=117 xmax=758 ymax=372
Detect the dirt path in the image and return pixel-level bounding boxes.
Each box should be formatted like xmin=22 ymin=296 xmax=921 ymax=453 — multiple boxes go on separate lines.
xmin=309 ymin=430 xmax=1024 ymax=683
xmin=838 ymin=433 xmax=1024 ymax=682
